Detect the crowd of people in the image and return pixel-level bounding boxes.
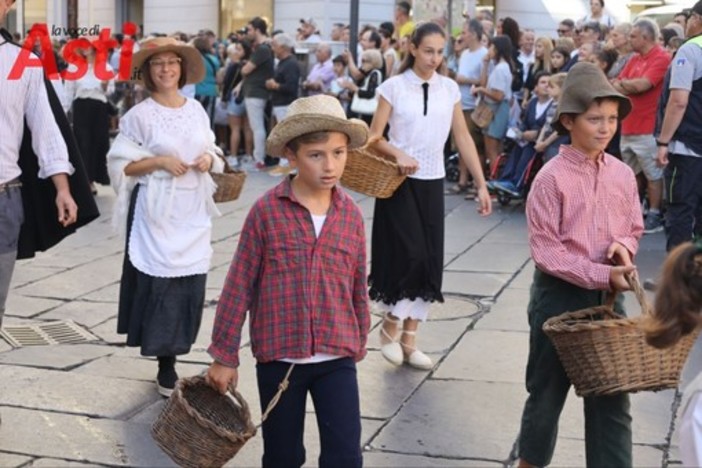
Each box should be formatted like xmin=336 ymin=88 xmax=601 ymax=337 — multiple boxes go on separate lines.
xmin=4 ymin=0 xmax=702 ymax=466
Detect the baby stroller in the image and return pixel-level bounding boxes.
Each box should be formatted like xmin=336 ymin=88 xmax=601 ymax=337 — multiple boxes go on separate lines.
xmin=487 ymin=133 xmax=544 ymax=206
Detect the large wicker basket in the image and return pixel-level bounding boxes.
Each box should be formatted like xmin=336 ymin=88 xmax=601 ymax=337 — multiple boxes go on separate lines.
xmin=543 ymin=275 xmax=699 ymax=397
xmin=340 ymin=139 xmax=406 ymax=199
xmin=151 ymin=376 xmax=256 ymax=468
xmin=212 ymin=158 xmax=246 ymax=203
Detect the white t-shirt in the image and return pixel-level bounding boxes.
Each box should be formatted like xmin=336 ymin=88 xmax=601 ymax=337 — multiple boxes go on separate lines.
xmin=486 ymin=60 xmax=513 ymax=104
xmin=377 ymin=69 xmax=461 ymax=180
xmin=458 ymin=46 xmax=487 ymax=110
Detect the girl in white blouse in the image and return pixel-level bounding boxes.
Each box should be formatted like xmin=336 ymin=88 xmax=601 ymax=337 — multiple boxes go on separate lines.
xmin=368 ymin=22 xmax=492 ymax=370
xmin=107 ymin=38 xmax=224 ymax=397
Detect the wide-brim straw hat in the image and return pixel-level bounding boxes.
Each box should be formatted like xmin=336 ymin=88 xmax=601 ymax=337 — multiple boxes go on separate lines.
xmin=266 ymin=95 xmax=369 ymax=157
xmin=552 ymin=61 xmax=632 ymax=135
xmin=130 ymin=37 xmax=205 ymax=85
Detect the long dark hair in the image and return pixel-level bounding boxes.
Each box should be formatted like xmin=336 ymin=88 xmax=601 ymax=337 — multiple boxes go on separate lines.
xmin=501 ymin=17 xmax=520 ymax=51
xmin=398 ymin=22 xmax=445 ymax=74
xmin=490 ymin=35 xmax=514 ymax=71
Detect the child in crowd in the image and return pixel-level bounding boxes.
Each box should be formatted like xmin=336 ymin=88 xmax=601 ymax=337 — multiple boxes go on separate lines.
xmin=488 ymin=71 xmax=553 ymax=197
xmin=328 ymin=54 xmax=352 ymax=112
xmin=534 ymin=72 xmax=569 ymax=162
xmin=590 ymin=48 xmax=619 ymax=76
xmin=206 ymin=95 xmax=371 ymax=468
xmin=550 ymin=46 xmax=570 ymax=73
xmin=516 ymin=62 xmax=644 ymax=468
xmin=644 ymin=241 xmax=702 ymax=466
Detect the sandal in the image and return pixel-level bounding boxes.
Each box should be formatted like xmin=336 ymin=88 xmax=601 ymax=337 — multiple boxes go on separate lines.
xmin=379 ymin=314 xmax=403 ymax=366
xmin=400 ymin=330 xmax=433 ymax=370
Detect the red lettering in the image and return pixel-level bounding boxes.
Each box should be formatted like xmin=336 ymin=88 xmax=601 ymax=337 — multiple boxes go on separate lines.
xmin=7 ymin=24 xmax=58 ymax=79
xmin=119 ymin=22 xmax=138 ymax=81
xmin=60 ymin=38 xmax=90 ymax=81
xmin=92 ymin=28 xmax=118 ymax=80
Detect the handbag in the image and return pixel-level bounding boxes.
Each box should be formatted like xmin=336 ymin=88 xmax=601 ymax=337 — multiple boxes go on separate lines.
xmin=471 ymin=97 xmax=494 ymax=129
xmin=350 ymin=69 xmax=382 ymax=116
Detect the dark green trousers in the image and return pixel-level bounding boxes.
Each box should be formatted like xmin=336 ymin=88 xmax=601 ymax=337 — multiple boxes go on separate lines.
xmin=517 ymin=269 xmax=632 ymax=467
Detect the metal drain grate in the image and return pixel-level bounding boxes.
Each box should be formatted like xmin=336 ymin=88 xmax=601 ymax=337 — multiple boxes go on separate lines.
xmin=0 ymin=320 xmax=98 ymax=347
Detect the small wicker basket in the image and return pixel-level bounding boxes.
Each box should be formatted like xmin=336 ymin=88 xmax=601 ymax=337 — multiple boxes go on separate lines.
xmin=151 ymin=376 xmax=256 ymax=468
xmin=543 ymin=275 xmax=699 ymax=397
xmin=340 ymin=139 xmax=406 ymax=199
xmin=212 ymin=158 xmax=246 ymax=203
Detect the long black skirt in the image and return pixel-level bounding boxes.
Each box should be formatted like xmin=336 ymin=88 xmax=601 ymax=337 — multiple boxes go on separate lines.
xmin=72 ymin=98 xmax=110 ymax=185
xmin=117 ymin=186 xmax=206 ymax=356
xmin=368 ymin=177 xmax=445 ymax=305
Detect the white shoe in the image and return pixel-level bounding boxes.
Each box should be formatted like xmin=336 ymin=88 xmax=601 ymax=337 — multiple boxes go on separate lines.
xmin=379 ymin=316 xmax=403 ymax=366
xmin=400 ymin=331 xmax=433 ymax=370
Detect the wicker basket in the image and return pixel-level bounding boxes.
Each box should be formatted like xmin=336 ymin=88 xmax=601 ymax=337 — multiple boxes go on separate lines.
xmin=340 ymin=139 xmax=406 ymax=199
xmin=151 ymin=376 xmax=256 ymax=468
xmin=543 ymin=275 xmax=699 ymax=397
xmin=212 ymin=159 xmax=246 ymax=203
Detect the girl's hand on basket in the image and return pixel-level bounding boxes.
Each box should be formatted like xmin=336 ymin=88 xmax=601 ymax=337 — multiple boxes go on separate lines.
xmin=159 ymin=156 xmax=190 ymax=177
xmin=192 ymin=153 xmax=214 ymax=173
xmin=206 ymin=361 xmax=238 ymax=395
xmin=475 ymin=185 xmax=492 ymax=216
xmin=396 ymin=153 xmax=419 ymax=176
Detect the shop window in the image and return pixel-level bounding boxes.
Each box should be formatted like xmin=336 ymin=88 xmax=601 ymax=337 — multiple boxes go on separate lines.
xmin=220 ymin=0 xmax=273 ymax=38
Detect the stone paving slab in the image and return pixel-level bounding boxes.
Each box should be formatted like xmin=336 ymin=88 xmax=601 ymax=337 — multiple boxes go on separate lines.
xmin=361 ymin=451 xmax=504 ymax=466
xmin=368 ymin=318 xmax=472 ymax=356
xmin=0 ymin=366 xmax=159 ymax=418
xmin=447 ymin=242 xmax=531 ymax=274
xmin=37 ymin=300 xmax=118 ymax=328
xmin=546 ymin=437 xmax=665 ymax=467
xmin=74 ymin=355 xmax=206 ymax=384
xmin=88 ymin=318 xmax=122 ymax=345
xmin=0 ymin=407 xmax=171 ymax=466
xmin=0 ymin=344 xmax=114 ymax=370
xmin=8 ymin=265 xmax=62 ymax=289
xmin=371 ymin=380 xmax=524 ymax=460
xmin=0 ymin=452 xmax=32 ymax=467
xmin=27 ymin=458 xmax=107 ymax=467
xmin=13 ymin=256 xmax=123 ymax=301
xmin=509 ymin=261 xmax=535 ymax=290
xmin=4 ymin=294 xmax=64 ymax=319
xmin=442 ymin=271 xmax=512 ymax=298
xmin=433 ymin=330 xmax=528 ymax=384
xmin=77 ymin=284 xmax=120 ymax=303
xmin=473 ymin=288 xmax=530 ymax=333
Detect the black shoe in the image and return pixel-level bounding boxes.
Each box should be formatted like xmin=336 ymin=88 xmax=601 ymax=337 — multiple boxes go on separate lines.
xmin=156 ymin=356 xmax=178 ymax=398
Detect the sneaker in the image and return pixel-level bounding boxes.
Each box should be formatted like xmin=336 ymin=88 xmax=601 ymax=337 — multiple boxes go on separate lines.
xmin=493 ymin=180 xmax=520 ymax=198
xmin=643 ymin=212 xmax=664 ymax=234
xmin=156 ymin=366 xmax=179 ymax=398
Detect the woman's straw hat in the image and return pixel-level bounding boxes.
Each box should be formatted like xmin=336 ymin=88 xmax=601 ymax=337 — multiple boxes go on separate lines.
xmin=552 ymin=61 xmax=631 ymax=135
xmin=266 ymin=95 xmax=369 ymax=157
xmin=130 ymin=37 xmax=205 ymax=84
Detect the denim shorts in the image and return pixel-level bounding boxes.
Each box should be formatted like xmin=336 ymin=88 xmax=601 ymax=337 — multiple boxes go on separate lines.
xmin=226 ymin=98 xmax=246 ymax=117
xmin=486 ymin=100 xmax=510 ymax=140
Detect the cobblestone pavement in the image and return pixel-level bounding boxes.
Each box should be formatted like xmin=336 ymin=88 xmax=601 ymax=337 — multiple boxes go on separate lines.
xmin=1 ymin=170 xmax=694 ymax=467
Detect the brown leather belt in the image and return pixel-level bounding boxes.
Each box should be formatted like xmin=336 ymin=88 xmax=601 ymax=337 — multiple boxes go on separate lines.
xmin=0 ymin=179 xmax=22 ymax=194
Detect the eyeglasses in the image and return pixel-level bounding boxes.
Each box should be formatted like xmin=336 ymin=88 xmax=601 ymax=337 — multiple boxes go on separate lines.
xmin=557 ymin=29 xmax=570 ymax=35
xmin=149 ymin=57 xmax=182 ymax=68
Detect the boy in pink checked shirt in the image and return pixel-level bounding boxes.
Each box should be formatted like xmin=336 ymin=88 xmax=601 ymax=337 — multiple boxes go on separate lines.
xmin=516 ymin=62 xmax=644 ymax=468
xmin=206 ymin=95 xmax=370 ymax=468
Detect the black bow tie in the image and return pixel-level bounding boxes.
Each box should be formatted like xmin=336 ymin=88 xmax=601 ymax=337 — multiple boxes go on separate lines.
xmin=422 ymin=82 xmax=429 ymax=116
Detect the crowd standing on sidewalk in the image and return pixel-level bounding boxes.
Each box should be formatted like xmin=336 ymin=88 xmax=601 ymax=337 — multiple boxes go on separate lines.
xmin=4 ymin=0 xmax=702 ymax=465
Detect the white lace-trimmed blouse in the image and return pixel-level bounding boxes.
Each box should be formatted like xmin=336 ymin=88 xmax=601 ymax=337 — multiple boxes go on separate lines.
xmin=377 ymin=69 xmax=461 ymax=180
xmin=114 ymin=98 xmax=221 ymax=278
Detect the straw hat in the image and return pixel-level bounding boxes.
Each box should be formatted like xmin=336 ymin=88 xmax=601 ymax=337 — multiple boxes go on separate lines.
xmin=130 ymin=37 xmax=205 ymax=84
xmin=266 ymin=95 xmax=369 ymax=157
xmin=552 ymin=61 xmax=631 ymax=135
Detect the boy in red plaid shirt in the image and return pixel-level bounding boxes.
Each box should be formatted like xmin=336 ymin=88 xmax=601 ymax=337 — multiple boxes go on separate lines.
xmin=206 ymin=95 xmax=370 ymax=468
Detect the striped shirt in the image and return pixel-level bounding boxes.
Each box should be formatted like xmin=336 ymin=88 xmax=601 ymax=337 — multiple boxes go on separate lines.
xmin=526 ymin=146 xmax=644 ymax=290
xmin=209 ymin=178 xmax=370 ymax=368
xmin=0 ymin=40 xmax=73 ymax=184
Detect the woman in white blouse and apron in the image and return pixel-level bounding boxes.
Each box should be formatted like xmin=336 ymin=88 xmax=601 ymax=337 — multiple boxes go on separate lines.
xmin=107 ymin=38 xmax=224 ymax=397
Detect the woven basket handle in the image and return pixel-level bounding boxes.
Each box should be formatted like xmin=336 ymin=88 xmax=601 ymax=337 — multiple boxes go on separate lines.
xmin=603 ymin=273 xmax=651 ymax=316
xmin=256 ymin=363 xmax=295 ymax=428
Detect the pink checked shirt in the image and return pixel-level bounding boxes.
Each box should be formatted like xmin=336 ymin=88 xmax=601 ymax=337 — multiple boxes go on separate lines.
xmin=526 ymin=146 xmax=644 ymax=290
xmin=209 ymin=178 xmax=370 ymax=368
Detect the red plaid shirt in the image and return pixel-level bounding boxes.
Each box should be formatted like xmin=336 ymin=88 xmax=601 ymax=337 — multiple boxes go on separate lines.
xmin=526 ymin=146 xmax=644 ymax=290
xmin=209 ymin=178 xmax=370 ymax=367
